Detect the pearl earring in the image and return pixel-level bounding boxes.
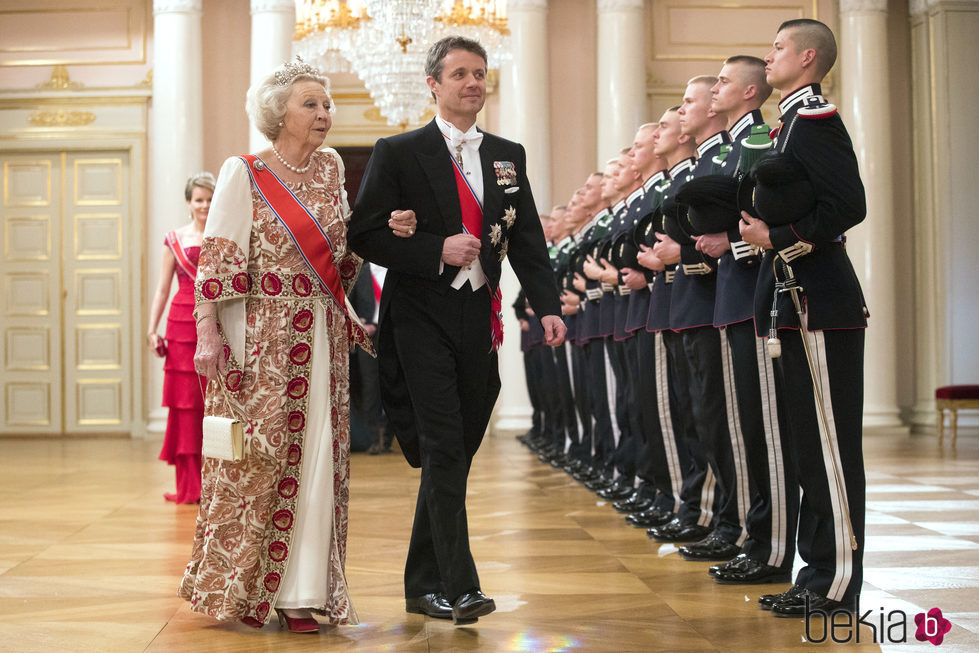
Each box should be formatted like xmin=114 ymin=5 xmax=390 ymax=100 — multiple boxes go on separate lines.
xmin=278 ymin=121 xmax=284 ymax=127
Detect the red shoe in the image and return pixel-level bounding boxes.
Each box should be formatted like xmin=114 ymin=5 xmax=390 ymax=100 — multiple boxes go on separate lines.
xmin=275 ymin=609 xmax=319 ymax=633
xmin=164 ymin=493 xmax=178 ymax=503
xmin=241 ymin=616 xmax=264 ymax=629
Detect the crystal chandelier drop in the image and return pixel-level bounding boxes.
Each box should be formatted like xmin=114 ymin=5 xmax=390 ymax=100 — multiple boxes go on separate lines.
xmin=294 ymin=0 xmax=511 ymax=127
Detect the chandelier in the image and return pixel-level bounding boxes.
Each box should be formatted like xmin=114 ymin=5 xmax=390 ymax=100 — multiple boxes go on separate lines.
xmin=294 ymin=1 xmax=510 ymax=127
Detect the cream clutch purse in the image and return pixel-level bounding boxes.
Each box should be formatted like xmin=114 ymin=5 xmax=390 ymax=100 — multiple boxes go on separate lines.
xmin=199 ymin=375 xmax=244 ymax=462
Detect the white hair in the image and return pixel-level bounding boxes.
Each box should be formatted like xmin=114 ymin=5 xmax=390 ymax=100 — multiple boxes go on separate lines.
xmin=245 ymin=64 xmax=333 ymax=142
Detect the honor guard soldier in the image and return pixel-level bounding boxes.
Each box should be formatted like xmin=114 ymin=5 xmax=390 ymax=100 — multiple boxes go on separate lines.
xmin=545 ymin=205 xmax=590 ymax=470
xmin=596 ymin=150 xmax=647 ymax=502
xmin=559 ymin=195 xmax=599 ymax=471
xmin=617 ymin=123 xmax=686 ymax=526
xmin=650 ymin=78 xmax=751 ymax=565
xmin=740 ymin=18 xmax=868 ymax=617
xmin=572 ymin=174 xmax=619 ymax=485
xmin=685 ymin=56 xmax=798 ymax=585
xmin=644 ymin=108 xmax=716 ymax=543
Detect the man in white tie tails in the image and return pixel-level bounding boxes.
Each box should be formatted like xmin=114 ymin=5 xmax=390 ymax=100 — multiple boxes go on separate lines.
xmin=349 ymin=36 xmax=565 ymax=624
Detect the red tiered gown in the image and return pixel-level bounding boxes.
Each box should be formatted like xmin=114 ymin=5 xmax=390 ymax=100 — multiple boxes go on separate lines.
xmin=158 ymin=238 xmax=205 ymax=504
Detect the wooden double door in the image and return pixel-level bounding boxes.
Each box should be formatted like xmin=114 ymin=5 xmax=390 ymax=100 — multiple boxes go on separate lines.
xmin=1 ymin=149 xmax=133 ymax=435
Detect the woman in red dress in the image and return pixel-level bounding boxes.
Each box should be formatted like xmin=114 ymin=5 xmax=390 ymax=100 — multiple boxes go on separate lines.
xmin=147 ymin=173 xmax=215 ymax=503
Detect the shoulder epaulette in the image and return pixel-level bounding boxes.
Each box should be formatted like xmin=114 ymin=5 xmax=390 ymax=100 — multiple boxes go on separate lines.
xmin=797 ymin=95 xmax=838 ymax=119
xmin=714 ymin=143 xmax=733 ymax=164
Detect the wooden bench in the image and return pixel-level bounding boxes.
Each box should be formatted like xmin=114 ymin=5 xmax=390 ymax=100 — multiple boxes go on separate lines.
xmin=936 ymin=385 xmax=979 ymax=446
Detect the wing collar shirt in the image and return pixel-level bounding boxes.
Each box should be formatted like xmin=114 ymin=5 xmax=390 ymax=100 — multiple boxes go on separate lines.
xmin=436 ymin=114 xmax=487 ymax=291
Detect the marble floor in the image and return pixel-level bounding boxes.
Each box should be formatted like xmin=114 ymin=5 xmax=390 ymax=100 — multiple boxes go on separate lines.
xmin=0 ymin=429 xmax=976 ymax=651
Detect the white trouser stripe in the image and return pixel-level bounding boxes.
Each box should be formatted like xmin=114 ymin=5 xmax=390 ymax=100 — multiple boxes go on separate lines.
xmin=565 ymin=347 xmax=581 ymax=451
xmin=720 ymin=330 xmax=750 ymax=546
xmin=603 ymin=342 xmax=621 ymax=477
xmin=655 ymin=333 xmax=683 ymax=511
xmin=808 ymin=327 xmax=853 ymax=601
xmin=698 ymin=466 xmax=716 ymax=527
xmin=757 ymin=337 xmax=788 ymax=568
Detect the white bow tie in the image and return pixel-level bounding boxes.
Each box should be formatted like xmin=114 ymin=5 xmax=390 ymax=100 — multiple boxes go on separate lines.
xmin=447 ymin=127 xmax=483 ymax=150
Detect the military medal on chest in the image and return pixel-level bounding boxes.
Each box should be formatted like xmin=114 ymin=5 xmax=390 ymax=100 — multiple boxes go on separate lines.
xmin=493 ymin=160 xmax=517 ymax=186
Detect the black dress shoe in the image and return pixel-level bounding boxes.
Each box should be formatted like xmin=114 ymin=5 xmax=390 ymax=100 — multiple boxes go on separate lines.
xmin=715 ymin=557 xmax=793 ymax=585
xmin=584 ymin=475 xmax=614 ymax=491
xmin=626 ymin=508 xmax=674 ymax=528
xmin=563 ymin=460 xmax=586 ymax=475
xmin=759 ymin=584 xmax=805 ymax=610
xmin=709 ymin=552 xmax=750 ymax=577
xmin=648 ymin=518 xmax=711 ymax=543
xmin=771 ymin=588 xmax=850 ymax=618
xmin=612 ymin=492 xmax=653 ymax=513
xmin=573 ymin=466 xmax=601 ymax=482
xmin=451 ymin=589 xmax=496 ymax=625
xmin=597 ymin=480 xmax=634 ymax=500
xmin=551 ymin=453 xmax=572 ymax=469
xmin=678 ymin=534 xmax=741 ymax=561
xmin=405 ymin=593 xmax=452 ymax=619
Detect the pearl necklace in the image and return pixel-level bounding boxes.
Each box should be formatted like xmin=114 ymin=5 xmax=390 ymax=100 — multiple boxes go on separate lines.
xmin=271 ymin=144 xmax=313 ymax=174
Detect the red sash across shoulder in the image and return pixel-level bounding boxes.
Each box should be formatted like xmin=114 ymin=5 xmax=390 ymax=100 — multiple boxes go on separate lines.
xmin=238 ymin=155 xmax=374 ymax=356
xmin=448 ymin=153 xmax=504 ymax=351
xmin=165 ymin=231 xmax=197 ymax=279
xmin=239 ymin=154 xmax=347 ymax=312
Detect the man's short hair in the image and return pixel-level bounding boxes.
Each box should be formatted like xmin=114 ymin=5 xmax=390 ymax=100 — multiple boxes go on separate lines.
xmin=778 ymin=18 xmax=838 ymax=78
xmin=724 ymin=55 xmax=774 ymax=104
xmin=667 ymin=105 xmax=681 ymax=113
xmin=425 ymin=36 xmax=488 ymax=81
xmin=686 ymin=75 xmax=718 ymax=89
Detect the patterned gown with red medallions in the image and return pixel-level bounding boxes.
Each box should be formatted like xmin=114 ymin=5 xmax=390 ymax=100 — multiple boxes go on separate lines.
xmin=177 ymin=148 xmax=367 ymax=626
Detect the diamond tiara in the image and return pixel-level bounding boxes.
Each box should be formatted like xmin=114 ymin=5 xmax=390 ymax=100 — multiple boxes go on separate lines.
xmin=273 ymin=55 xmax=323 ymax=87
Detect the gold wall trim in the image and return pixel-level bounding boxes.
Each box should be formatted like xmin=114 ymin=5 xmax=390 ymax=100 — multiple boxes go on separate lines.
xmin=0 ymin=3 xmax=148 ymax=67
xmin=29 ymin=109 xmax=96 ymax=128
xmin=35 ymin=66 xmax=83 ymax=91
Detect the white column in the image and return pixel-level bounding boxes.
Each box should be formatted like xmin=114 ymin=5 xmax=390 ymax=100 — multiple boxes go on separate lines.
xmin=495 ymin=0 xmax=551 ymax=433
xmin=249 ymin=0 xmax=296 ymax=151
xmin=596 ymin=0 xmax=645 ymax=167
xmin=148 ymin=0 xmax=204 ymax=435
xmin=839 ymin=0 xmax=903 ymax=428
xmin=907 ymin=0 xmax=979 ymax=432
xmin=908 ymin=0 xmax=942 ymax=429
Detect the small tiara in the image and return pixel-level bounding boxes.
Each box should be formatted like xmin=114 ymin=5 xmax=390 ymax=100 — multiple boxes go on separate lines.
xmin=273 ymin=55 xmax=322 ymax=87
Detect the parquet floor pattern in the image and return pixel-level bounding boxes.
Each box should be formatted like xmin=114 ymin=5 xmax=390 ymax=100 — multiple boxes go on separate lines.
xmin=0 ymin=431 xmax=976 ymax=652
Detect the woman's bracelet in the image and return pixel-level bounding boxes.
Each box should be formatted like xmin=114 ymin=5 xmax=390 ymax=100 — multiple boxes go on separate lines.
xmin=196 ymin=313 xmax=216 ymax=325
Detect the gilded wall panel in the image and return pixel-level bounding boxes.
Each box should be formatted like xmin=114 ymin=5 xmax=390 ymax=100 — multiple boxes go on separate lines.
xmin=5 ymin=329 xmax=49 ymax=371
xmin=5 ymin=384 xmax=50 ymax=426
xmin=3 ymin=161 xmax=51 ymax=207
xmin=5 ymin=273 xmax=49 ymax=316
xmin=75 ymin=214 xmax=122 ymax=260
xmin=644 ymin=0 xmax=836 ymax=115
xmin=75 ymin=380 xmax=122 ymax=425
xmin=4 ymin=215 xmax=50 ymax=260
xmin=74 ymin=269 xmax=121 ymax=315
xmin=0 ymin=1 xmax=147 ymax=67
xmin=76 ymin=324 xmax=121 ymax=370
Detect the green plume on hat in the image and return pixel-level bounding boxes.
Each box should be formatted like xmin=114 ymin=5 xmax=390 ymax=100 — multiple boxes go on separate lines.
xmin=735 ymin=123 xmax=773 ymax=176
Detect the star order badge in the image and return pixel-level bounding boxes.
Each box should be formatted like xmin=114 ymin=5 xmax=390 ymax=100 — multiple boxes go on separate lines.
xmin=489 ymin=223 xmax=503 ymax=246
xmin=498 ymin=238 xmax=509 ymax=262
xmin=494 ymin=161 xmax=517 ymax=186
xmin=503 ymin=205 xmax=516 ymax=229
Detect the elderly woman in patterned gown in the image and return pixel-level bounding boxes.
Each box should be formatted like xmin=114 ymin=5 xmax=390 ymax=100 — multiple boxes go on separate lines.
xmin=178 ymin=59 xmax=416 ymax=633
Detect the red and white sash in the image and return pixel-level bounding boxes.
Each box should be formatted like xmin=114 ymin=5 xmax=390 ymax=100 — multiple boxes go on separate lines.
xmin=448 ymin=154 xmax=504 ymax=351
xmin=239 ymin=155 xmax=373 ymax=355
xmin=239 ymin=154 xmax=347 ymax=311
xmin=165 ymin=231 xmax=197 ymax=278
